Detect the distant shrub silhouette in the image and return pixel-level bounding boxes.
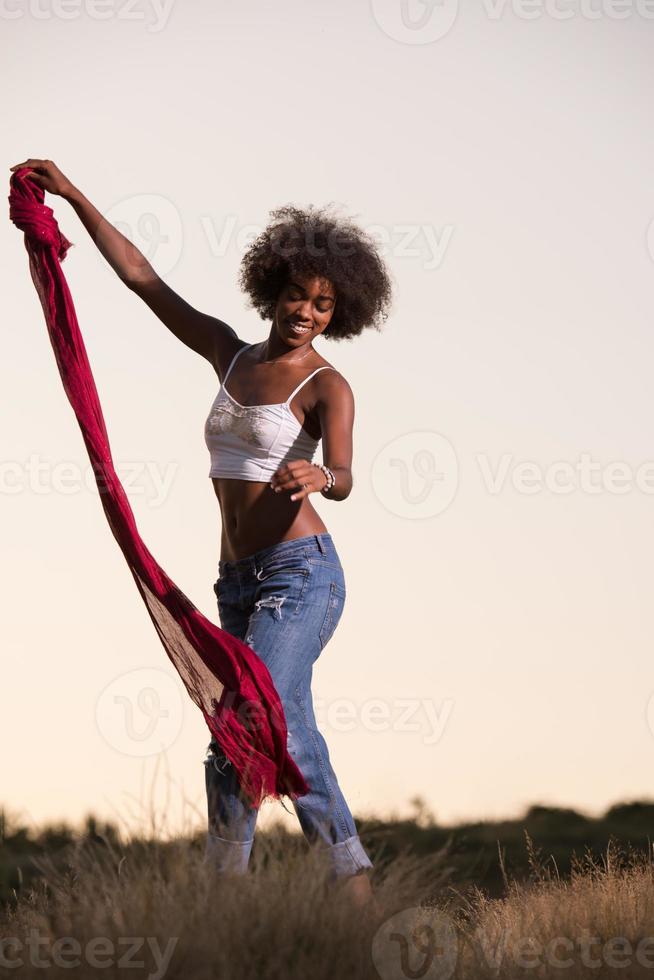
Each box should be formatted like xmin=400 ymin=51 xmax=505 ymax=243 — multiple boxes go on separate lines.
xmin=3 ymin=797 xmax=654 ymax=905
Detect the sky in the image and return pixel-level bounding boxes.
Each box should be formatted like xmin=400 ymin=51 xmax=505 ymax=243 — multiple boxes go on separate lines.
xmin=2 ymin=0 xmax=654 ymax=839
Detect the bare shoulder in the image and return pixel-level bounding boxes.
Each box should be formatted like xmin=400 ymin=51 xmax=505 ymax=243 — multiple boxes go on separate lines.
xmin=313 ymin=362 xmax=354 ymax=405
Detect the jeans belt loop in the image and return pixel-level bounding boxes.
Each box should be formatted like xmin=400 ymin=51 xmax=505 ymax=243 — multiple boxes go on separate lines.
xmin=315 ymin=534 xmax=326 ymax=555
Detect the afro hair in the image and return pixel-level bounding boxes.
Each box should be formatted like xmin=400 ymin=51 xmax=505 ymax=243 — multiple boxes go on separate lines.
xmin=238 ymin=203 xmax=393 ymax=341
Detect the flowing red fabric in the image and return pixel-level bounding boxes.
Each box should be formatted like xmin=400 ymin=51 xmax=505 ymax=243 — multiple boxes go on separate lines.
xmin=8 ymin=167 xmax=310 ymax=808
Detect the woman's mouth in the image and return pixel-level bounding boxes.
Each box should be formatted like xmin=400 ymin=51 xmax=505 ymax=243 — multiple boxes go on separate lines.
xmin=287 ymin=321 xmax=311 ymax=336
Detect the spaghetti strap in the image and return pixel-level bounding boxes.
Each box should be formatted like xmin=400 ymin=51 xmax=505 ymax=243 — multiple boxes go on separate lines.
xmin=285 ymin=366 xmax=336 ymax=406
xmin=223 ymin=343 xmax=253 ymax=384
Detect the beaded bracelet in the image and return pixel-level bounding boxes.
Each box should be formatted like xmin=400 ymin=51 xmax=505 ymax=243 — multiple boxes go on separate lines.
xmin=313 ymin=462 xmax=335 ymax=496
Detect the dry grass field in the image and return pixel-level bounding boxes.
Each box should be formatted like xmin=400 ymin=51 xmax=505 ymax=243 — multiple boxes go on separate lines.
xmin=3 ymin=821 xmax=654 ymax=979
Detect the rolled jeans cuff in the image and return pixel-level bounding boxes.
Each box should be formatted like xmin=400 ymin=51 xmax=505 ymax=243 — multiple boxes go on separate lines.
xmin=327 ymin=834 xmax=374 ymax=878
xmin=204 ymin=831 xmax=253 ymax=875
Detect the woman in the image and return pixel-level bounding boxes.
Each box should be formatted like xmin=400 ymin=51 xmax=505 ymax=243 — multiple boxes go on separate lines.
xmin=10 ymin=160 xmax=392 ymax=906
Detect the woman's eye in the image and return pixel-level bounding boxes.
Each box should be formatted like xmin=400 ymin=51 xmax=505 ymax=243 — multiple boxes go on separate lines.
xmin=287 ymin=293 xmax=332 ymax=313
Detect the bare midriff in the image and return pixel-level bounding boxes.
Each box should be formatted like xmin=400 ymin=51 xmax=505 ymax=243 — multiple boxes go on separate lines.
xmin=211 ymin=477 xmax=329 ymax=562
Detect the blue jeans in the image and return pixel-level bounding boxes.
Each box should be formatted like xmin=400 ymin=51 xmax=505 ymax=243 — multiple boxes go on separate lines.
xmin=203 ymin=532 xmax=373 ymax=880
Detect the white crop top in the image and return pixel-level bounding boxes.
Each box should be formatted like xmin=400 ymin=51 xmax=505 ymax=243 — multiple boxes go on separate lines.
xmin=204 ymin=343 xmax=335 ymax=482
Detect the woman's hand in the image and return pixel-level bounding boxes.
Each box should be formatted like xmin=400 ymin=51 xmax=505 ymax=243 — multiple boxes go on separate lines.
xmin=10 ymin=159 xmax=75 ymax=198
xmin=10 ymin=159 xmax=160 ymax=291
xmin=270 ymin=461 xmax=328 ymax=502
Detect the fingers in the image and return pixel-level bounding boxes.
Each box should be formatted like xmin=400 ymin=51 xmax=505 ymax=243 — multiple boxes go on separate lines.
xmin=10 ymin=159 xmax=50 ymax=173
xmin=269 ymin=464 xmax=291 ymax=491
xmin=270 ymin=463 xmax=310 ymax=492
xmin=270 ymin=462 xmax=317 ymax=500
xmin=18 ymin=171 xmax=43 ymax=185
xmin=9 ymin=166 xmax=41 ymax=183
xmin=10 ymin=159 xmax=54 ymax=191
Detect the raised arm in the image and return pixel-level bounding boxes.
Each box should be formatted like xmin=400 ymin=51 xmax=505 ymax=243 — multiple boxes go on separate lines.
xmin=9 ymin=158 xmax=238 ymax=377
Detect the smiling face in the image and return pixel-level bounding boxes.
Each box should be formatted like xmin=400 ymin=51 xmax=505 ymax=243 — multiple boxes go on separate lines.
xmin=274 ymin=273 xmax=336 ymax=346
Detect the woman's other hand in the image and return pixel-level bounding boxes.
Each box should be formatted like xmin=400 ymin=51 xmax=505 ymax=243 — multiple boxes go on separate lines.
xmin=270 ymin=461 xmax=328 ymax=502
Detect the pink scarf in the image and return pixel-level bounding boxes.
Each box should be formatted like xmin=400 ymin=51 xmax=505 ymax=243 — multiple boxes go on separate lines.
xmin=8 ymin=167 xmax=310 ymax=808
